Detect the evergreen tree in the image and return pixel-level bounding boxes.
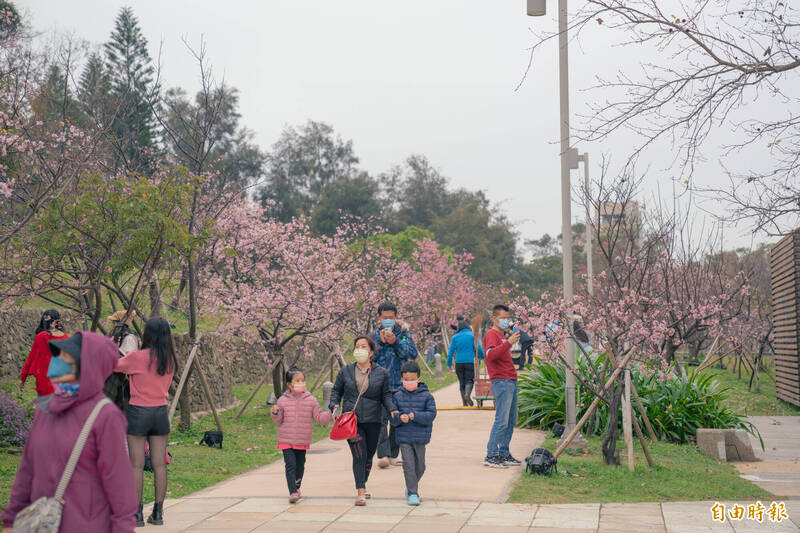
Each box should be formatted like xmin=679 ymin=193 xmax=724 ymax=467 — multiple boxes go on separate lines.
xmin=103 ymin=6 xmax=157 ymax=174
xmin=78 ymin=52 xmax=113 ymax=130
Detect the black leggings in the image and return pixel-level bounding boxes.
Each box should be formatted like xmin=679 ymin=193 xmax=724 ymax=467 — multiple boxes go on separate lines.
xmin=348 ymin=422 xmax=381 ymax=490
xmin=455 ymin=363 xmax=475 ymax=405
xmin=282 ymin=449 xmax=306 ymax=494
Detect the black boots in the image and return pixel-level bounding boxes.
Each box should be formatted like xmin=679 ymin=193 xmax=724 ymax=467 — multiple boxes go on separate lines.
xmin=147 ymin=502 xmax=164 ymax=526
xmin=135 ymin=503 xmax=144 ymax=527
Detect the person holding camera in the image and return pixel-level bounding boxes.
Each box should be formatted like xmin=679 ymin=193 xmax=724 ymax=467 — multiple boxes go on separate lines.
xmin=372 ymin=301 xmax=418 ymax=468
xmin=19 ymin=309 xmax=68 ymax=397
xmin=483 ymin=304 xmax=522 ymax=469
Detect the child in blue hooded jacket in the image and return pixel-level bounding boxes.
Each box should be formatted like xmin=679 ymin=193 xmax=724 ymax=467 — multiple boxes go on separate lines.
xmin=391 ymin=361 xmax=437 ymax=506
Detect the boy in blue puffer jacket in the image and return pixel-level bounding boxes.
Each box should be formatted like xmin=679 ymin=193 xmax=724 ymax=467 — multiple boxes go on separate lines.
xmin=391 ymin=361 xmax=437 ymax=506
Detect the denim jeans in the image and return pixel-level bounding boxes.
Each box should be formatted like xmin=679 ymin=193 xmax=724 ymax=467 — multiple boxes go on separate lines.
xmin=486 ymin=379 xmax=518 ymax=457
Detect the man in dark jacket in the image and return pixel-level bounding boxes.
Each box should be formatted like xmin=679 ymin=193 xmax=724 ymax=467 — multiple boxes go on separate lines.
xmin=373 ymin=301 xmax=418 ymax=467
xmin=391 ymin=361 xmax=436 ymax=506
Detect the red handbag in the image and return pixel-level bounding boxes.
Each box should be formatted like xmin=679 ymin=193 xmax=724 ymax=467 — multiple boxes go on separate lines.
xmin=330 ymin=410 xmax=358 ymax=441
xmin=330 ymin=372 xmax=366 ymax=441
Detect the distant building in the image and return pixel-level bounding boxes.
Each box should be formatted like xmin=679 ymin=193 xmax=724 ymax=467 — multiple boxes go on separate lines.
xmin=596 ymin=201 xmax=641 ymax=229
xmin=595 ymin=201 xmax=642 ymax=251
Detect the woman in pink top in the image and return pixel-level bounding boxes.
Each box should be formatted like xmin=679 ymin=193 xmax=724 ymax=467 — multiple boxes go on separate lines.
xmin=115 ymin=317 xmax=177 ymax=528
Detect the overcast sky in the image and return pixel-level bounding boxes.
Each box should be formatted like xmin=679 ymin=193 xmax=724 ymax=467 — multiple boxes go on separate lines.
xmin=18 ymin=0 xmax=773 ymax=251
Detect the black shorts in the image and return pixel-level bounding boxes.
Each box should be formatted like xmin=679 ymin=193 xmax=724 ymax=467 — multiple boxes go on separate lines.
xmin=126 ymin=405 xmax=170 ymax=436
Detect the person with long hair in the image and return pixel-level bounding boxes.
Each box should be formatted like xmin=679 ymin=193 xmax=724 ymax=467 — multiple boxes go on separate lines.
xmin=329 ymin=335 xmax=397 ymax=506
xmin=19 ymin=309 xmax=68 ymax=396
xmin=115 ymin=317 xmax=177 ymax=527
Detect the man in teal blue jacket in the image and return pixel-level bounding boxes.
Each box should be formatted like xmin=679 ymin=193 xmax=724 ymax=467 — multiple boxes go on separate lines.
xmin=446 ymin=320 xmax=484 ymax=406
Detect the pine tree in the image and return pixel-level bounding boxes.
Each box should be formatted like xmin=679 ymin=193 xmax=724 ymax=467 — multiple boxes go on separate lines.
xmin=78 ymin=52 xmax=112 ymax=130
xmin=103 ymin=6 xmax=157 ymax=174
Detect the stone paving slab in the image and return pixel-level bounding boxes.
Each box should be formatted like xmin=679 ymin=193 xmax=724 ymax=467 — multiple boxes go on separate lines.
xmin=136 ymin=496 xmax=800 ymax=532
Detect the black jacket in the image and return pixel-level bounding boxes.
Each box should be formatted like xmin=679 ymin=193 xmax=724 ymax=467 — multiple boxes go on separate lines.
xmin=329 ymin=363 xmax=396 ymax=424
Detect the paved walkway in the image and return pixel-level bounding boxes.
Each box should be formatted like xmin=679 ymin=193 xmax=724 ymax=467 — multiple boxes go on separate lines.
xmin=134 ymin=384 xmax=800 ymax=531
xmin=192 ymin=381 xmax=544 ymax=502
xmin=138 ymin=498 xmax=800 ymax=532
xmin=736 ymin=417 xmax=800 ymax=497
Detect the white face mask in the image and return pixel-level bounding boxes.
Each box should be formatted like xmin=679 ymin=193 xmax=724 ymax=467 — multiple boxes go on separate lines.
xmin=353 ymin=348 xmax=370 ymax=364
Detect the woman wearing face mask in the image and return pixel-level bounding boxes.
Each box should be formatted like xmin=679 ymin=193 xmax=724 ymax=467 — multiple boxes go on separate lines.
xmin=19 ymin=309 xmax=68 ymax=396
xmin=2 ymin=332 xmax=137 ymax=531
xmin=329 ymin=336 xmax=398 ymax=506
xmin=270 ymin=367 xmax=334 ymax=504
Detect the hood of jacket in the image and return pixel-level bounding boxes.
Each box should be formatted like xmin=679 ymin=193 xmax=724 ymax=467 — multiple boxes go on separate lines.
xmin=45 ymin=331 xmax=119 ymax=415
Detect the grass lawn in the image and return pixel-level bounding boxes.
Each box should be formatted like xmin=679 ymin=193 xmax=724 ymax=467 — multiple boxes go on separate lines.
xmin=509 ymin=436 xmax=773 ymax=504
xmin=0 ymin=365 xmax=457 ymax=509
xmin=698 ymin=361 xmax=800 ymax=417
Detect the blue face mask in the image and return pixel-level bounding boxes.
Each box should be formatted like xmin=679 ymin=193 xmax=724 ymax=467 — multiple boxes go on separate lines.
xmin=57 ymin=383 xmax=80 ymax=397
xmin=498 ymin=318 xmax=511 ymax=331
xmin=381 ymin=319 xmax=396 ymax=329
xmin=47 ymin=357 xmax=74 ymax=379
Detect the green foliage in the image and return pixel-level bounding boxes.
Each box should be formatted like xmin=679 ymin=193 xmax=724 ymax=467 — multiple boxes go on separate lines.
xmin=509 ymin=435 xmax=771 ymax=504
xmin=518 ymin=356 xmax=759 ymax=444
xmin=369 ymin=226 xmax=434 ymax=261
xmin=311 ymin=173 xmax=382 ymax=235
xmin=258 ymin=120 xmax=360 ymax=222
xmin=104 ymin=6 xmax=157 ymax=173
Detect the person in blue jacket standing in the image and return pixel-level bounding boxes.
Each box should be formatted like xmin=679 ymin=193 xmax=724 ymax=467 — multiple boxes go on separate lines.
xmin=391 ymin=361 xmax=436 ymax=505
xmin=447 ymin=319 xmax=484 ymax=406
xmin=374 ymin=301 xmax=418 ymax=468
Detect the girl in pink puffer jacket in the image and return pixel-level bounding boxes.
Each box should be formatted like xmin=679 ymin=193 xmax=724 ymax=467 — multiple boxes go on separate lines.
xmin=270 ymin=367 xmax=333 ymax=503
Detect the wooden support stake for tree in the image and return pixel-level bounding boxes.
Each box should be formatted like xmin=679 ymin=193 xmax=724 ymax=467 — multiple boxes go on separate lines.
xmin=631 ymin=404 xmax=655 ymax=467
xmin=235 ymin=355 xmax=284 ymax=420
xmin=623 ymin=367 xmax=635 ymax=472
xmin=418 ymin=353 xmax=435 ymax=375
xmin=630 ymin=381 xmax=657 ymax=441
xmin=168 ymin=339 xmax=202 ymax=423
xmin=554 ymin=348 xmax=638 ymax=459
xmin=310 ymin=352 xmax=336 ymax=394
xmin=192 ymin=351 xmax=223 ymax=433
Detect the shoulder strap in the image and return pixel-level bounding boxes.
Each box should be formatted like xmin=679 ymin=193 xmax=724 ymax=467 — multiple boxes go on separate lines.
xmin=54 ymin=398 xmax=111 ymax=503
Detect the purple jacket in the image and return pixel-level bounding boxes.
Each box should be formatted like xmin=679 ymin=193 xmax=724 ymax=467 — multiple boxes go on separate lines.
xmin=2 ymin=332 xmax=137 ymax=532
xmin=271 ymin=390 xmax=333 ymax=447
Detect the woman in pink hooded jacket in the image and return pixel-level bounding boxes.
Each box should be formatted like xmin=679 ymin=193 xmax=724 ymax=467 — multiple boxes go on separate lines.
xmin=2 ymin=331 xmax=137 ymax=532
xmin=270 ymin=367 xmax=333 ymax=503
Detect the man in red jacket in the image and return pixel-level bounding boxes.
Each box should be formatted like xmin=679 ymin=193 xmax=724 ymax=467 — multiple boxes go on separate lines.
xmin=483 ymin=304 xmax=521 ymax=468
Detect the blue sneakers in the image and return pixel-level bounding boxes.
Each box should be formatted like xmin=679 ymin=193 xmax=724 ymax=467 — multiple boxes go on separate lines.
xmin=407 ymin=493 xmax=420 ymax=506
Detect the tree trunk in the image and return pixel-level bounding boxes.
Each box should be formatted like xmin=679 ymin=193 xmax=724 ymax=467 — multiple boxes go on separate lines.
xmin=180 ymin=258 xmax=199 ymax=429
xmin=149 ymin=280 xmax=161 ymax=317
xmin=688 ymin=338 xmax=705 ymax=364
xmin=664 ymin=342 xmax=677 ymax=365
xmin=90 ymin=285 xmax=102 ymax=332
xmin=272 ymin=358 xmax=285 ymax=398
xmin=602 ymin=380 xmax=624 ymax=466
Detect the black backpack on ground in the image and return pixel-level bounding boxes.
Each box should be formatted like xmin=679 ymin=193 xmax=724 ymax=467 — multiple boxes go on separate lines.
xmin=525 ymin=448 xmax=557 ymax=476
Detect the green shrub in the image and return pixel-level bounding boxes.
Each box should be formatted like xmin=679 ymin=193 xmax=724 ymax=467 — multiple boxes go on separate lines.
xmin=518 ymin=355 xmax=760 ymax=445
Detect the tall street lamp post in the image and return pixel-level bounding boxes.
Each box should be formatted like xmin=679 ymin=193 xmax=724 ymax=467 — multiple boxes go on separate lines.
xmin=527 ymin=0 xmax=586 ymax=448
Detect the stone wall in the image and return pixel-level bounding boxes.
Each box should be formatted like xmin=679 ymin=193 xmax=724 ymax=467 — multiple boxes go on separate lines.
xmin=172 ymin=333 xmax=236 ymax=412
xmin=0 ymin=309 xmax=336 ymax=412
xmin=0 ymin=309 xmax=83 ymax=383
